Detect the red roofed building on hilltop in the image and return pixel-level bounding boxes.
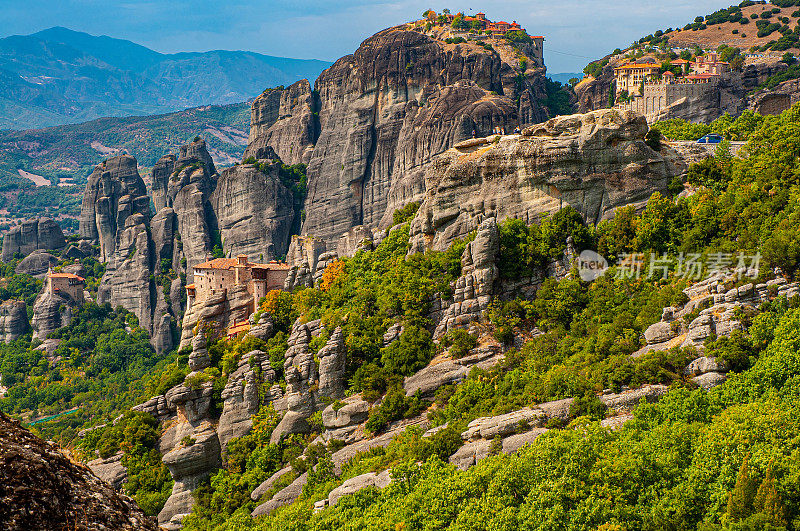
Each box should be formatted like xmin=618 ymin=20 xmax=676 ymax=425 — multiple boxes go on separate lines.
xmin=47 ymin=269 xmax=85 ymax=304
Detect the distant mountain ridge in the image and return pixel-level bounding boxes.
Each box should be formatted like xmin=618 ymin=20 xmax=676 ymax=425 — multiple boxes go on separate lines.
xmin=0 ymin=26 xmax=332 ymax=130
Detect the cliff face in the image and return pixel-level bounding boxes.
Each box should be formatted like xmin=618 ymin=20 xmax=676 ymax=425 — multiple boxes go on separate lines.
xmin=211 ymin=161 xmax=295 ymax=262
xmin=0 ymin=411 xmax=158 ymax=530
xmin=244 ymin=80 xmax=319 ymax=165
xmin=1 ymin=218 xmax=66 ymax=262
xmin=409 ymin=109 xmax=671 ymax=251
xmin=79 ymin=155 xmax=150 ymax=262
xmin=80 ymin=155 xmax=177 ymax=353
xmin=243 ymin=26 xmax=551 ymax=246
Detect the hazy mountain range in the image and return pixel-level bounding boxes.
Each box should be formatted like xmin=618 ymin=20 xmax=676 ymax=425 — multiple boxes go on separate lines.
xmin=0 ymin=26 xmax=332 ymax=130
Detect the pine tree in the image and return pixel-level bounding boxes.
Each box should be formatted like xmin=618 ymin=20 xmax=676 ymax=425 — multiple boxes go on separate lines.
xmin=753 ymin=466 xmax=787 ymax=527
xmin=726 ymin=455 xmax=758 ymax=522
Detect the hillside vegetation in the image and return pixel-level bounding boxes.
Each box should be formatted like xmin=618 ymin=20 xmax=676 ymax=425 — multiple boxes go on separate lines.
xmin=3 ymin=102 xmax=800 ymax=528
xmin=0 ymin=103 xmax=249 ymax=223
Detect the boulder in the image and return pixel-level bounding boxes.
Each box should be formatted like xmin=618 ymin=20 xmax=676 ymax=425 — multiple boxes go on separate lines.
xmin=449 ymin=439 xmax=491 ymax=471
xmin=15 ymin=250 xmax=58 ymax=277
xmin=87 ymin=453 xmax=127 ymax=490
xmin=501 ymin=428 xmax=549 ymax=454
xmin=327 ymin=470 xmax=392 ymax=507
xmin=317 ymin=327 xmax=346 ymax=400
xmin=644 ymin=321 xmax=675 ymax=345
xmin=250 ymin=466 xmax=293 ymax=502
xmin=251 ymin=472 xmax=308 ymax=518
xmin=693 ymin=371 xmax=728 ymax=389
xmin=684 ymin=356 xmax=728 ymax=376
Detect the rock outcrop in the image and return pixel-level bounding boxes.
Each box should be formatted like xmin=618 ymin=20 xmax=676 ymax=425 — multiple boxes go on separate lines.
xmin=217 ymin=349 xmax=276 ymax=455
xmin=409 ymin=109 xmax=671 ymax=252
xmin=16 ymin=250 xmax=58 ymax=277
xmin=0 ymin=411 xmax=158 ymax=530
xmin=32 ymin=287 xmax=75 ymax=342
xmin=433 ymin=218 xmax=499 ymax=338
xmin=1 ymin=218 xmax=66 ymax=262
xmin=79 ymin=155 xmax=150 ymax=262
xmin=211 ymin=160 xmax=296 ymax=262
xmin=0 ymin=300 xmax=28 ymax=343
xmin=244 ymin=80 xmax=319 ymax=165
xmin=240 ymin=25 xmax=549 ymax=247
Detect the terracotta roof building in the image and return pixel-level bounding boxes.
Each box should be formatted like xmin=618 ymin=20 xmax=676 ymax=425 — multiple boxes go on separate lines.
xmin=187 ymin=255 xmax=290 ymax=310
xmin=47 ymin=269 xmax=85 ymax=304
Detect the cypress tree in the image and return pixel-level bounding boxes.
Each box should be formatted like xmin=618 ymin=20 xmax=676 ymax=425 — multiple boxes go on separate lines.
xmin=753 ymin=466 xmax=787 ymax=527
xmin=726 ymin=455 xmax=758 ymax=521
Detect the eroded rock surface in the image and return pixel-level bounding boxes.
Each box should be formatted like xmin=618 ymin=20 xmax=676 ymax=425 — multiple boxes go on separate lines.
xmin=0 ymin=299 xmax=28 ymax=343
xmin=1 ymin=218 xmax=66 ymax=262
xmin=0 ymin=412 xmax=157 ymax=530
xmin=409 ymin=109 xmax=671 ymax=252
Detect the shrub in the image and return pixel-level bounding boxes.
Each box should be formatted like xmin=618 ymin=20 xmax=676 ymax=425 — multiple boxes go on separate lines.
xmin=442 ymin=329 xmax=478 ymax=358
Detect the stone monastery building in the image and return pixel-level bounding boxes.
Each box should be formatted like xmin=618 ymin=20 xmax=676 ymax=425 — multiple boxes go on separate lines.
xmin=46 ymin=269 xmax=85 ymax=304
xmin=186 ymin=255 xmax=290 ymax=310
xmin=613 ymin=52 xmax=731 ymax=119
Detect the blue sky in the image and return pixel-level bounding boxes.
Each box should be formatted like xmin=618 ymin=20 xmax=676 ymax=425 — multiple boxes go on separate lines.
xmin=0 ymin=0 xmax=732 ymax=72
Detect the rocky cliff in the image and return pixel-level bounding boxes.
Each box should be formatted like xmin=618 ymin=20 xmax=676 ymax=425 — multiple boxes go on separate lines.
xmin=211 ymin=160 xmax=296 ymax=262
xmin=244 ymin=24 xmax=550 ymax=247
xmin=81 ymin=155 xmax=178 ymax=354
xmin=1 ymin=218 xmax=66 ymax=262
xmin=409 ymin=109 xmax=670 ymax=251
xmin=244 ymin=80 xmax=319 ymax=165
xmin=0 ymin=300 xmax=28 ymax=343
xmin=0 ymin=411 xmax=158 ymax=530
xmin=79 ymin=155 xmax=151 ymax=262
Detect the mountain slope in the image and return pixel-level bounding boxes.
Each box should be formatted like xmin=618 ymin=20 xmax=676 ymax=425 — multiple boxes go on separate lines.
xmin=0 ymin=102 xmax=250 ymax=223
xmin=0 ymin=27 xmax=331 ymax=129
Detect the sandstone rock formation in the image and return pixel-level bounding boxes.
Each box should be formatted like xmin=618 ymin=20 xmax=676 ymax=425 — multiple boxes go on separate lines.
xmin=79 ymin=155 xmax=150 ymax=262
xmin=1 ymin=218 xmax=66 ymax=262
xmin=244 ymin=80 xmax=318 ymax=165
xmin=241 ymin=25 xmax=549 ymax=247
xmin=0 ymin=299 xmax=28 ymax=343
xmin=270 ymin=321 xmax=319 ymax=443
xmin=32 ymin=286 xmax=75 ymax=341
xmin=211 ymin=160 xmax=296 ymax=261
xmin=217 ymin=349 xmax=276 ymax=455
xmin=409 ymin=109 xmax=671 ymax=252
xmin=15 ymin=250 xmax=58 ymax=277
xmin=87 ymin=453 xmax=127 ymax=490
xmin=433 ymin=218 xmax=499 ymax=338
xmin=0 ymin=411 xmax=158 ymax=530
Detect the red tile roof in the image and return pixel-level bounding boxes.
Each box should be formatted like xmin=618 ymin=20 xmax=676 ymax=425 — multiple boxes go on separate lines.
xmin=194 ymin=257 xmax=290 ymax=271
xmin=194 ymin=258 xmax=239 ymax=270
xmin=50 ymin=272 xmax=85 ymax=281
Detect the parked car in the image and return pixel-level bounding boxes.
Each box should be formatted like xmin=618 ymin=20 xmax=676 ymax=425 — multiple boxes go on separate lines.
xmin=697 ymin=133 xmax=723 ymax=144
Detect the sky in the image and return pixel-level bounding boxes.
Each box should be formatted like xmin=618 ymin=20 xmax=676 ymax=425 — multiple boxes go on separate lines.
xmin=0 ymin=0 xmax=733 ymax=73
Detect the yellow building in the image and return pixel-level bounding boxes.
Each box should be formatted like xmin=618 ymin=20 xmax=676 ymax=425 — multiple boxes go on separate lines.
xmin=47 ymin=269 xmax=85 ymax=304
xmin=613 ymin=62 xmax=660 ymax=95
